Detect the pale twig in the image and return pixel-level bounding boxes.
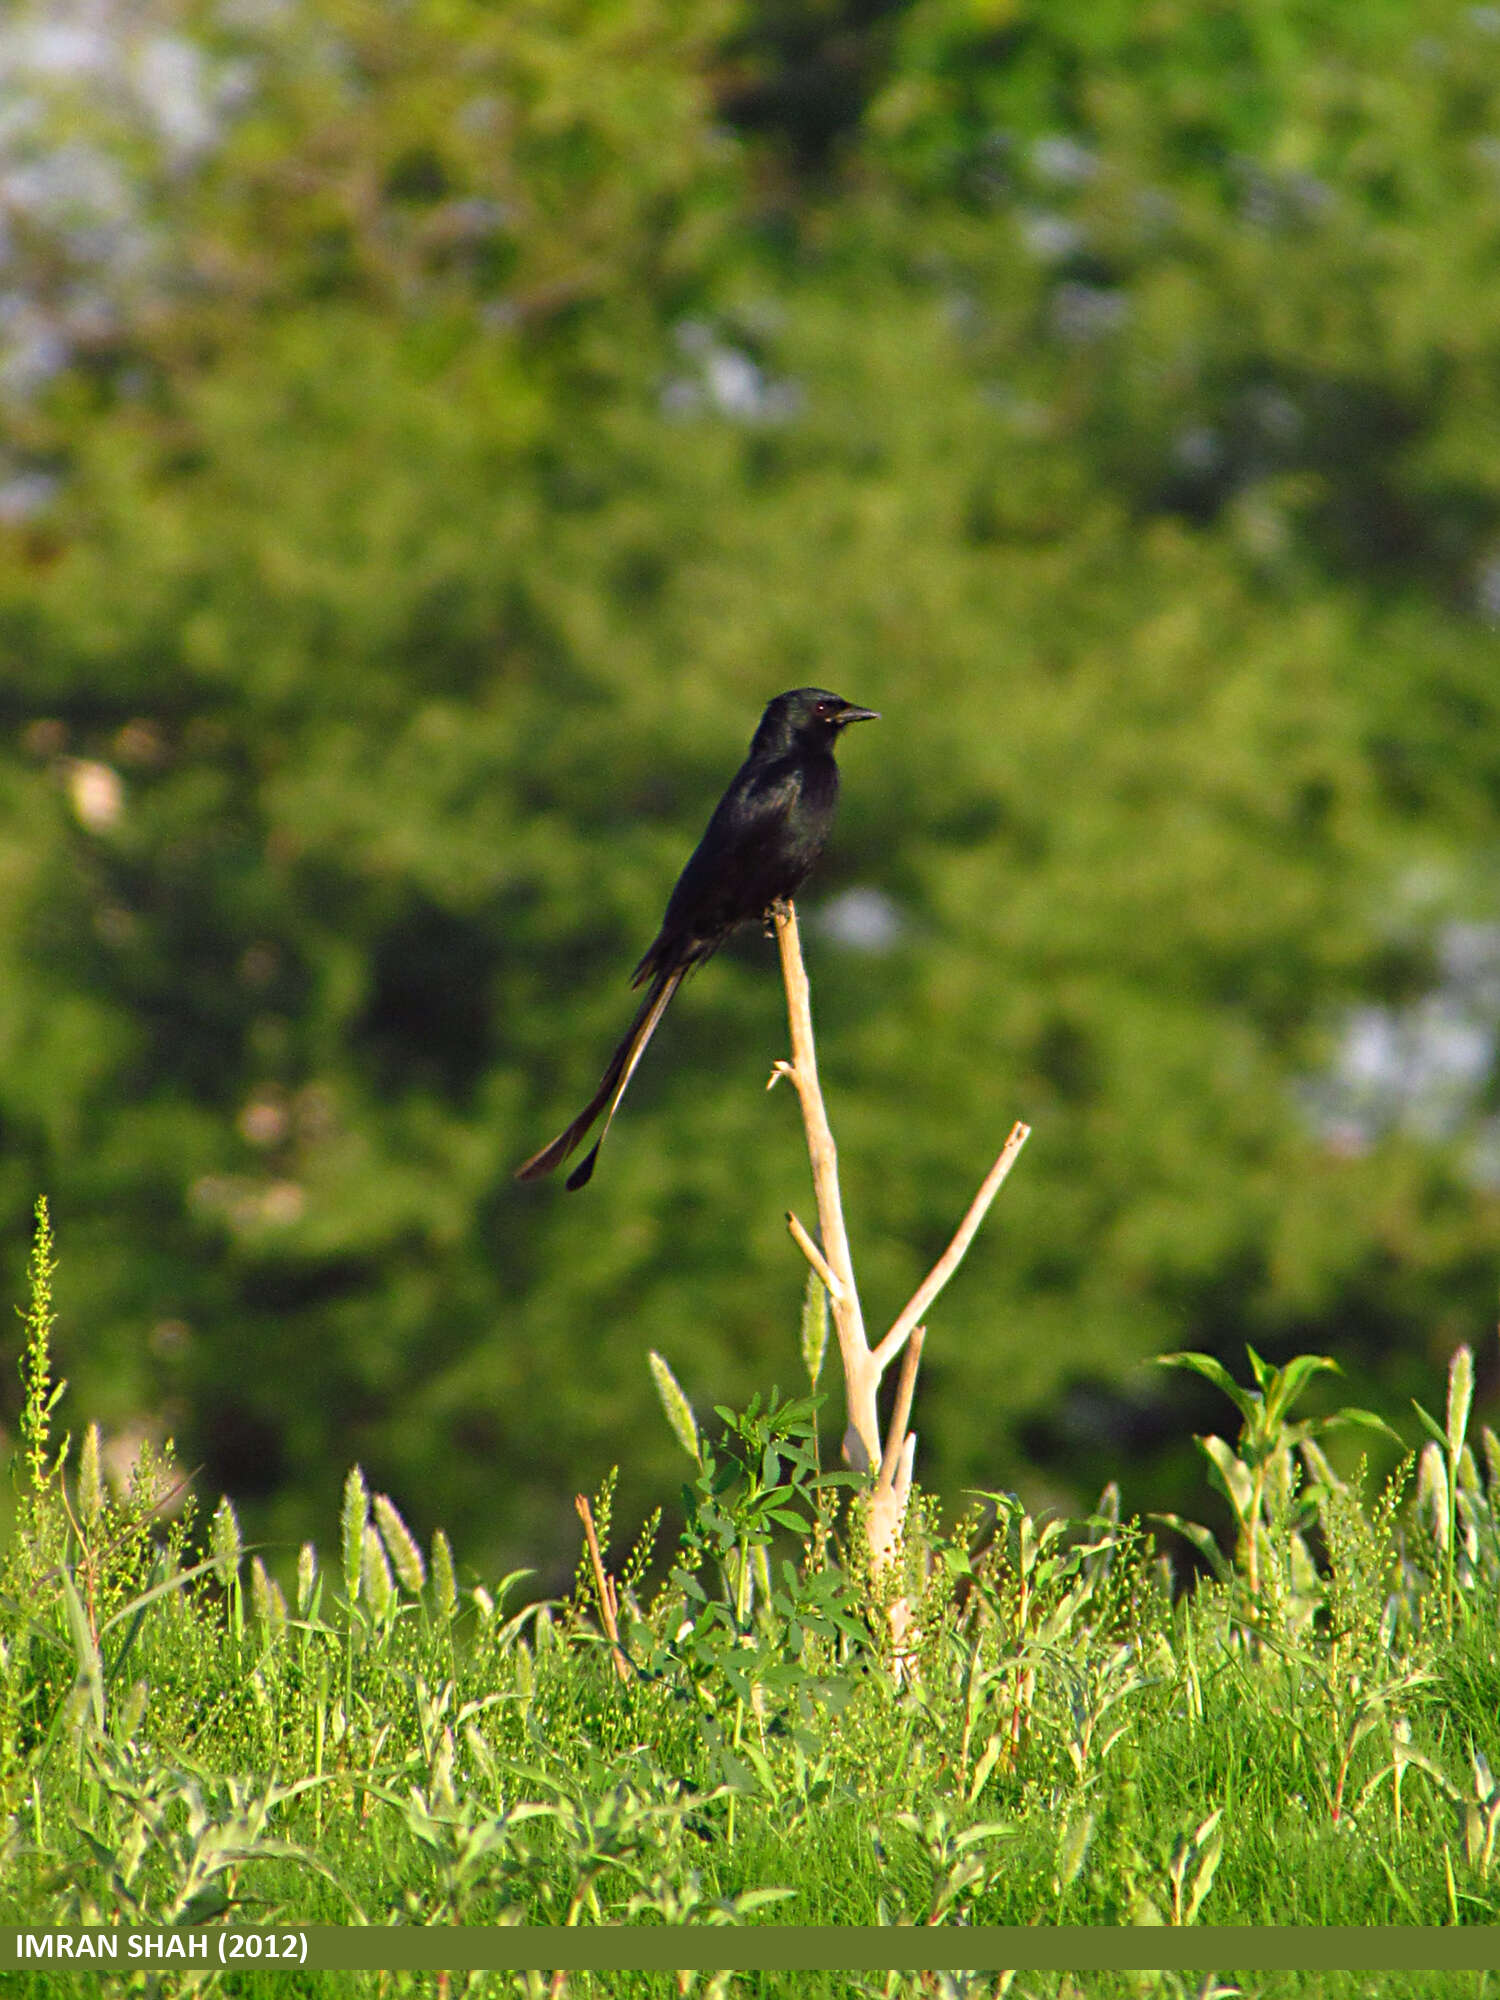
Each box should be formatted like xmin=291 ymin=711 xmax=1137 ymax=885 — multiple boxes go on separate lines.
xmin=574 ymin=1493 xmax=630 ymax=1683
xmin=873 ymin=1121 xmax=1031 ymax=1374
xmin=785 ymin=1210 xmax=847 ymax=1303
xmin=772 ymin=901 xmax=1027 ymax=1594
xmin=773 ymin=902 xmax=880 ymax=1472
xmin=876 ymin=1325 xmax=926 ymax=1496
xmin=869 ymin=1327 xmax=925 ymax=1595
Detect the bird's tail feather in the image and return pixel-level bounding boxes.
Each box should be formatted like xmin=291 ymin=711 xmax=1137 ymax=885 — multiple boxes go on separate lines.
xmin=513 ymin=967 xmax=685 ymax=1188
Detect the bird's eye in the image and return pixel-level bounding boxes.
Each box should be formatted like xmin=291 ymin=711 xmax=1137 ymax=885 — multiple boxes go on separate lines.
xmin=816 ymin=698 xmax=837 ymax=717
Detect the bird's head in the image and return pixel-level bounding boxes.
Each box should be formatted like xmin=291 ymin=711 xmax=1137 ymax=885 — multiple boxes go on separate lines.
xmin=753 ymin=688 xmax=881 ymax=756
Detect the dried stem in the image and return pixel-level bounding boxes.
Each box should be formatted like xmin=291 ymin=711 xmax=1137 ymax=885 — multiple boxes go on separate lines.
xmin=873 ymin=1120 xmax=1031 ymax=1373
xmin=774 ymin=901 xmax=879 ymax=1472
xmin=785 ymin=1209 xmax=847 ymax=1302
xmin=877 ymin=1326 xmax=926 ymax=1496
xmin=574 ymin=1492 xmax=630 ymax=1682
xmin=869 ymin=1327 xmax=925 ymax=1586
xmin=771 ymin=901 xmax=1028 ymax=1576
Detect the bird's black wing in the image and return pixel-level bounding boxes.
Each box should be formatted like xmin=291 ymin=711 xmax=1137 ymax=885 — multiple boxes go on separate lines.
xmin=632 ymin=754 xmax=833 ymax=987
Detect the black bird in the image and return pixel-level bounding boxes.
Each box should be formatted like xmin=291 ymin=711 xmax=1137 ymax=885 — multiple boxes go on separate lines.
xmin=515 ymin=687 xmax=879 ymax=1190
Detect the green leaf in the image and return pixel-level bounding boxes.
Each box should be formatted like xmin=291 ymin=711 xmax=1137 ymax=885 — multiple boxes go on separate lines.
xmin=1411 ymin=1400 xmax=1449 ymax=1455
xmin=1197 ymin=1435 xmax=1255 ymax=1520
xmin=1157 ymin=1352 xmax=1257 ymax=1427
xmin=733 ymin=1888 xmax=797 ymax=1913
xmin=968 ymin=1733 xmax=1005 ymax=1806
xmin=1322 ymin=1407 xmax=1406 ymax=1448
xmin=61 ymin=1570 xmax=105 ymax=1733
xmin=97 ymin=1553 xmax=229 ymax=1645
xmin=1185 ymin=1810 xmax=1224 ymax=1926
xmin=1265 ymin=1353 xmax=1339 ymax=1428
xmin=1151 ymin=1513 xmax=1232 ymax=1585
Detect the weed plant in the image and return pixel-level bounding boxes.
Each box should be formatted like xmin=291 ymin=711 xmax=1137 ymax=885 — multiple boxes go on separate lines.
xmin=4 ymin=1201 xmax=1500 ymax=1998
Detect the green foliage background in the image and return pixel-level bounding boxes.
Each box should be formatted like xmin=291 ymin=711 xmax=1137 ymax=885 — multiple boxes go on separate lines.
xmin=3 ymin=0 xmax=1500 ymax=1580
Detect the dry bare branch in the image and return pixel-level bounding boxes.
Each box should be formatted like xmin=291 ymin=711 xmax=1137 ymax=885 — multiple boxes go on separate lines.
xmin=873 ymin=1121 xmax=1030 ymax=1373
xmin=785 ymin=1209 xmax=847 ymax=1303
xmin=574 ymin=1492 xmax=630 ymax=1682
xmin=877 ymin=1325 xmax=926 ymax=1497
xmin=773 ymin=901 xmax=880 ymax=1472
xmin=771 ymin=902 xmax=1027 ymax=1589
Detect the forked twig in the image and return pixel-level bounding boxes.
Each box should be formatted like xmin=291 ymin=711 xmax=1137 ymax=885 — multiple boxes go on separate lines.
xmin=772 ymin=901 xmax=1029 ymax=1574
xmin=873 ymin=1120 xmax=1031 ymax=1373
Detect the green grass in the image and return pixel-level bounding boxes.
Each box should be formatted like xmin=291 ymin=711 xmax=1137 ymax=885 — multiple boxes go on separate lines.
xmin=4 ymin=1197 xmax=1500 ymax=1998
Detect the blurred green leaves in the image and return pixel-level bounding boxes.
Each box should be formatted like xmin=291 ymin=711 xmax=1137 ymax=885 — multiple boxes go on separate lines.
xmin=2 ymin=0 xmax=1500 ymax=1579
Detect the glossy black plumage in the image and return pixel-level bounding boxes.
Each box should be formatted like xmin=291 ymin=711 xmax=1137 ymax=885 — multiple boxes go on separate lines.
xmin=515 ymin=688 xmax=878 ymax=1190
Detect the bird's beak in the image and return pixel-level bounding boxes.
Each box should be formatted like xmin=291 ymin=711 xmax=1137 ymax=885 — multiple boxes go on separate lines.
xmin=834 ymin=704 xmax=881 ymax=726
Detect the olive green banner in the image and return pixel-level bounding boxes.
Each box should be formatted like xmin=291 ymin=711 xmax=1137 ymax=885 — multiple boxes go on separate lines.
xmin=5 ymin=1927 xmax=1500 ymax=1973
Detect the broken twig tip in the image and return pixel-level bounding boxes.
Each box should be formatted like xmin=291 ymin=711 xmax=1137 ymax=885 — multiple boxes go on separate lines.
xmin=785 ymin=1209 xmax=847 ymax=1303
